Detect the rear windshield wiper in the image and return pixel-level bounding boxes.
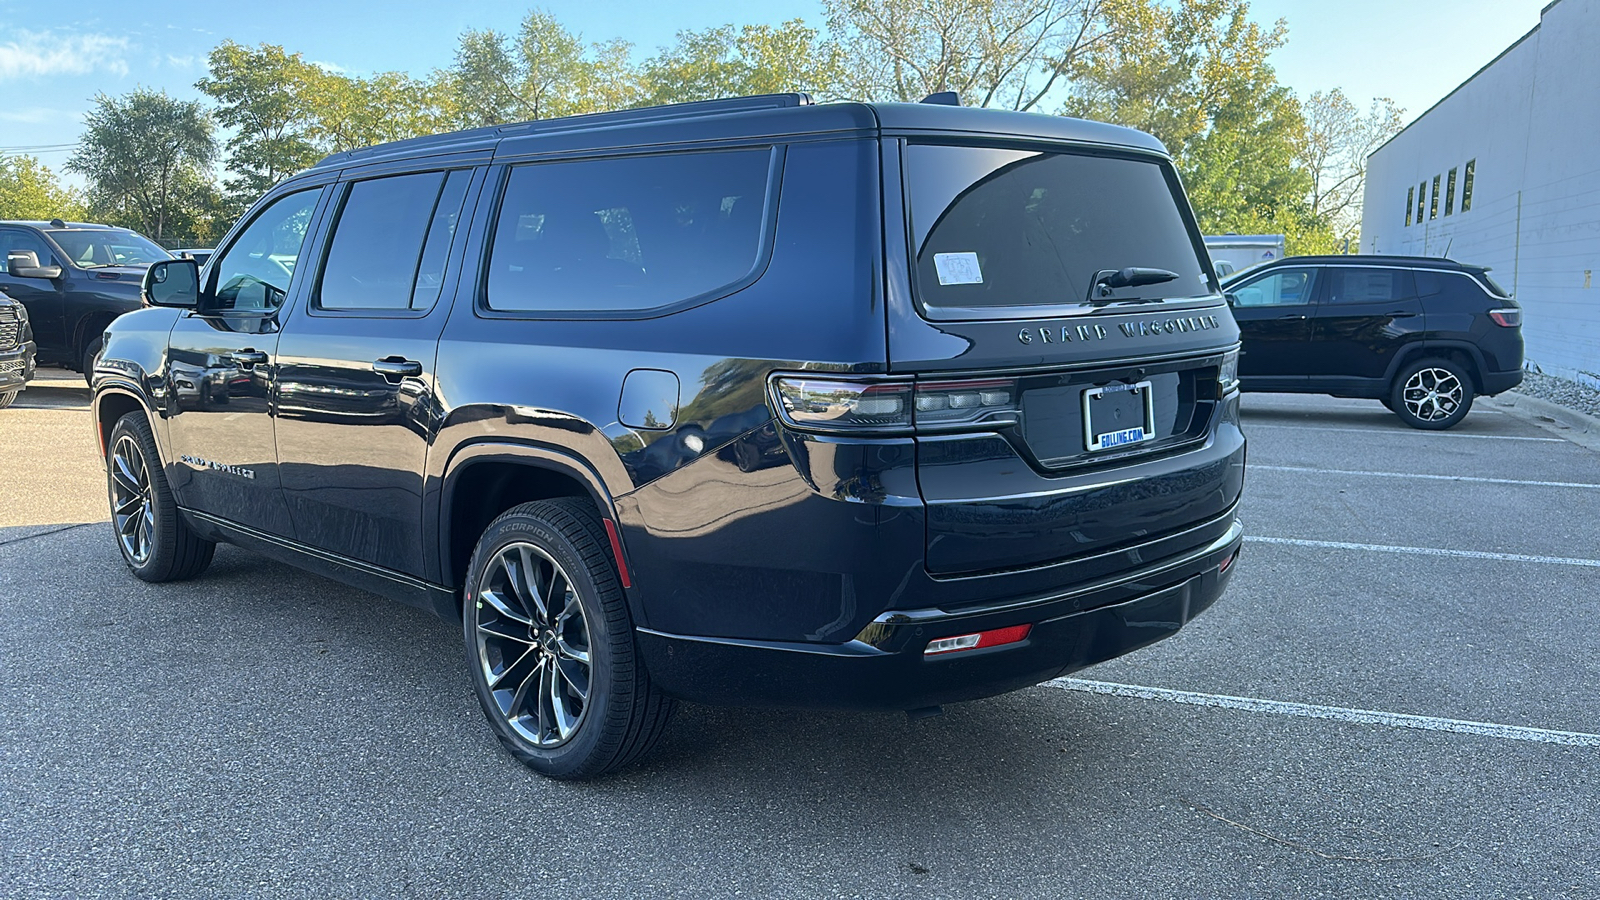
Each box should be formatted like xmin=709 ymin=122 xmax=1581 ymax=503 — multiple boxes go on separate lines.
xmin=1086 ymin=267 xmax=1180 ymax=303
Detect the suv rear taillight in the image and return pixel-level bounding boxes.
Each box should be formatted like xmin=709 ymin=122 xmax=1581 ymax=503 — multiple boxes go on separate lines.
xmin=772 ymin=375 xmax=1021 ymax=434
xmin=773 ymin=377 xmax=913 ymax=433
xmin=1489 ymin=308 xmax=1521 ymax=328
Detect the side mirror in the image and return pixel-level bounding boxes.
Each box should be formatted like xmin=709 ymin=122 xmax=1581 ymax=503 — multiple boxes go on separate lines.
xmin=1223 ymin=291 xmax=1239 ymax=306
xmin=7 ymin=250 xmax=62 ymax=280
xmin=143 ymin=259 xmax=200 ymax=308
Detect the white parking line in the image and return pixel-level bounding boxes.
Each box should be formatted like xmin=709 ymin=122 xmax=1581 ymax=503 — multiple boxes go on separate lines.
xmin=1242 ymin=423 xmax=1563 ymax=442
xmin=1049 ymin=678 xmax=1600 ymax=748
xmin=1253 ymin=464 xmax=1600 ymax=490
xmin=1246 ymin=535 xmax=1600 ymax=568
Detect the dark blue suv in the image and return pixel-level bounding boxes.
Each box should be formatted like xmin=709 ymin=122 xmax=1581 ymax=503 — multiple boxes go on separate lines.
xmin=92 ymin=94 xmax=1245 ymax=778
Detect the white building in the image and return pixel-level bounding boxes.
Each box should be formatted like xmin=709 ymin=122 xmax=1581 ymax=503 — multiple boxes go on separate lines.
xmin=1361 ymin=0 xmax=1600 ymax=387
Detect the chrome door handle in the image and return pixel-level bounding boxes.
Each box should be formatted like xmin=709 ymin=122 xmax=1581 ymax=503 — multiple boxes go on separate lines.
xmin=229 ymin=349 xmax=268 ymax=366
xmin=372 ymin=358 xmax=422 ymax=378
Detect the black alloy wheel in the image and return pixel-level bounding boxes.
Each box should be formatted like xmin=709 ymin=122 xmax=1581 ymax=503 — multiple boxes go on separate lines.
xmin=1390 ymin=357 xmax=1474 ymax=430
xmin=462 ymin=498 xmax=674 ymax=779
xmin=105 ymin=412 xmax=215 ymax=581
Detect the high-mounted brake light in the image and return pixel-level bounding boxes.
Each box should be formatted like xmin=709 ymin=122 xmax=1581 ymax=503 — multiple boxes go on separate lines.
xmin=1488 ymin=308 xmax=1521 ymax=328
xmin=924 ymin=624 xmax=1032 ymax=656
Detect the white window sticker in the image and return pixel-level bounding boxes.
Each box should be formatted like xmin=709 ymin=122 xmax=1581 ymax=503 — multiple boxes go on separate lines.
xmin=934 ymin=251 xmax=983 ymax=285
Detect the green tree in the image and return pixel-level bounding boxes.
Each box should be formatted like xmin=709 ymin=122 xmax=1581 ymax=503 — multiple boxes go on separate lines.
xmin=196 ymin=41 xmax=323 ymax=200
xmin=0 ymin=155 xmax=87 ymax=221
xmin=307 ymin=69 xmax=452 ymax=153
xmin=1068 ymin=0 xmax=1332 ymax=253
xmin=824 ymin=0 xmax=1113 ymax=108
xmin=641 ymin=20 xmax=844 ymax=104
xmin=67 ymin=89 xmax=217 ymax=243
xmin=445 ymin=9 xmax=642 ymax=127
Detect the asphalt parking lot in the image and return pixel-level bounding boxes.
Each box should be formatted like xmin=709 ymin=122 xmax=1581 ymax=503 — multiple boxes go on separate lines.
xmin=3 ymin=371 xmax=1598 ymax=898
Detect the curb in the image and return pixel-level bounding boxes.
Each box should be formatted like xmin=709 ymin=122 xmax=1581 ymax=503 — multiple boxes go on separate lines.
xmin=1487 ymin=392 xmax=1600 ymax=452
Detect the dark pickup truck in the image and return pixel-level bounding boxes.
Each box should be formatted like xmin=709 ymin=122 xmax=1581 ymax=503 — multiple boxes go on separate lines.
xmin=1 ymin=220 xmax=171 ymax=383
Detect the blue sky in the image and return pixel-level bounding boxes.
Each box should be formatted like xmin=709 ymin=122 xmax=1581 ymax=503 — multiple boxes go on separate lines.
xmin=0 ymin=0 xmax=1553 ymax=185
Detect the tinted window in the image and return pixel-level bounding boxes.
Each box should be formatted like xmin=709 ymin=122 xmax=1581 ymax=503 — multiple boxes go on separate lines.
xmin=1445 ymin=168 xmax=1458 ymax=216
xmin=210 ymin=189 xmax=321 ymax=312
xmin=907 ymin=146 xmax=1207 ymax=310
xmin=412 ymin=171 xmax=473 ymax=309
xmin=48 ymin=230 xmax=170 ymax=267
xmin=1418 ymin=270 xmax=1493 ymax=303
xmin=1325 ymin=267 xmax=1415 ymax=304
xmin=0 ymin=230 xmax=54 ymax=273
xmin=486 ymin=149 xmax=772 ymax=314
xmin=1462 ymin=160 xmax=1475 ymax=211
xmin=1231 ymin=267 xmax=1318 ymax=307
xmin=319 ymin=172 xmax=445 ymax=311
xmin=1405 ymin=187 xmax=1414 ymax=226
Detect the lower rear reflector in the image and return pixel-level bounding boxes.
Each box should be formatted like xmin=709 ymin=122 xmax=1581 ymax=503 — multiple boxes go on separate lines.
xmin=925 ymin=623 xmax=1032 ymax=656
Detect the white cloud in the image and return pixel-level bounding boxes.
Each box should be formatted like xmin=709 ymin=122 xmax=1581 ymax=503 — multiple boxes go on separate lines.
xmin=311 ymin=60 xmax=347 ymax=75
xmin=165 ymin=54 xmax=198 ymax=69
xmin=0 ymin=30 xmax=130 ymax=81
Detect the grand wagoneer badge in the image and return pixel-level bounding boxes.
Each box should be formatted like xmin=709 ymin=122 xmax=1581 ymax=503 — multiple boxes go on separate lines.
xmin=1018 ymin=314 xmax=1222 ymax=345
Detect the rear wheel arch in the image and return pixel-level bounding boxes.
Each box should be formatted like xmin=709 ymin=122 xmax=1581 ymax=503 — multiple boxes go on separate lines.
xmin=439 ymin=443 xmax=625 ymax=595
xmin=1385 ymin=341 xmax=1485 ymax=395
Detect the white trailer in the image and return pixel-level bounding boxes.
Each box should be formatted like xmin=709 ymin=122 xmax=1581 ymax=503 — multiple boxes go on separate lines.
xmin=1203 ymin=234 xmax=1286 ymax=278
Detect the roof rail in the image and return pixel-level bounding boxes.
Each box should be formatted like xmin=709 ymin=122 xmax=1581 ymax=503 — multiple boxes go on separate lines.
xmin=316 ymin=93 xmax=817 ymax=170
xmin=495 ymin=92 xmax=816 ymax=138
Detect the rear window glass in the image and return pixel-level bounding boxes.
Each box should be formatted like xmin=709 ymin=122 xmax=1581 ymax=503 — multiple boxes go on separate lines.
xmin=906 ymin=145 xmax=1208 ymax=312
xmin=1325 ymin=267 xmax=1415 ymax=304
xmin=485 ymin=149 xmax=772 ymax=315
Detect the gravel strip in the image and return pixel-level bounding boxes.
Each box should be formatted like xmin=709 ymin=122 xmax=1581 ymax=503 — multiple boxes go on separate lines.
xmin=1511 ymin=371 xmax=1600 ymax=419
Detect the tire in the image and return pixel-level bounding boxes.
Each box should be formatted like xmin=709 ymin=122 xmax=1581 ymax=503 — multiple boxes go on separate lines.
xmin=0 ymin=390 xmax=15 ymax=409
xmin=106 ymin=412 xmax=216 ymax=581
xmin=462 ymin=498 xmax=674 ymax=779
xmin=1389 ymin=357 xmax=1474 ymax=430
xmin=81 ymin=335 xmax=103 ymax=387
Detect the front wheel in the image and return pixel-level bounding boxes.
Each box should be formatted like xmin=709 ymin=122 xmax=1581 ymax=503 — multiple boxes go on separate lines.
xmin=81 ymin=336 xmax=103 ymax=387
xmin=1390 ymin=358 xmax=1474 ymax=430
xmin=462 ymin=498 xmax=674 ymax=779
xmin=106 ymin=413 xmax=216 ymax=581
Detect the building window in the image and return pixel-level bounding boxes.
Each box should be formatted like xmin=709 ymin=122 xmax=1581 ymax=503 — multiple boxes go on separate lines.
xmin=1417 ymin=182 xmax=1426 ymax=225
xmin=1406 ymin=187 xmax=1414 ymax=226
xmin=1462 ymin=159 xmax=1475 ymax=211
xmin=1445 ymin=168 xmax=1458 ymax=216
xmin=1430 ymin=175 xmax=1441 ymax=219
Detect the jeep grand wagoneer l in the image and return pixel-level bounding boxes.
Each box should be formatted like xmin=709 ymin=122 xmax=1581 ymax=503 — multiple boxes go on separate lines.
xmin=92 ymin=94 xmax=1245 ymax=779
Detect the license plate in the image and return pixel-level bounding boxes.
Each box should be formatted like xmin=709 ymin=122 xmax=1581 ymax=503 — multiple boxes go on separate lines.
xmin=1082 ymin=381 xmax=1156 ymax=452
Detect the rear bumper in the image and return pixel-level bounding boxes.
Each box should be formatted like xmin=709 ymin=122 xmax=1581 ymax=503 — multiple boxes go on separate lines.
xmin=637 ymin=517 xmax=1242 ymax=709
xmin=0 ymin=341 xmax=35 ymax=392
xmin=1480 ymin=367 xmax=1523 ymax=396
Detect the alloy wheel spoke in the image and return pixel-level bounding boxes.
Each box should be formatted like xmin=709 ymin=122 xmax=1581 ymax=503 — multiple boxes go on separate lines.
xmin=488 ymin=645 xmax=541 ymax=691
xmin=554 ymin=655 xmax=590 ymax=700
xmin=547 ymin=660 xmax=579 ymax=739
xmin=479 ymin=587 xmax=532 ymax=626
xmin=519 ymin=545 xmax=551 ymax=623
xmin=506 ymin=656 xmax=545 ymax=721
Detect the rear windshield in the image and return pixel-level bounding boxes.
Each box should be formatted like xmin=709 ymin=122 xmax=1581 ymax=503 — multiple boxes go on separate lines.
xmin=906 ymin=144 xmax=1209 ymax=313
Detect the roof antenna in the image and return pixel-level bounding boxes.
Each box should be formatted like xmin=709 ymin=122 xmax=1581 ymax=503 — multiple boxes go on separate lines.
xmin=920 ymin=91 xmax=960 ymax=106
xmin=1442 ymin=238 xmax=1453 ymax=259
xmin=50 ymin=218 xmax=66 ymax=228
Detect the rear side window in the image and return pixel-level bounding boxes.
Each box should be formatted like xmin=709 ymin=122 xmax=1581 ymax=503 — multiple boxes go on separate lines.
xmin=905 ymin=145 xmax=1207 ymax=314
xmin=1324 ymin=267 xmax=1416 ymax=304
xmin=485 ymin=148 xmax=773 ymax=315
xmin=318 ymin=170 xmax=472 ymax=312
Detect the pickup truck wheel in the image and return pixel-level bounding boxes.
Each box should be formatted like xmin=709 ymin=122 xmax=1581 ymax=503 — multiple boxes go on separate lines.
xmin=106 ymin=413 xmax=216 ymax=581
xmin=1390 ymin=358 xmax=1474 ymax=430
xmin=462 ymin=499 xmax=674 ymax=780
xmin=0 ymin=390 xmax=15 ymax=409
xmin=81 ymin=336 xmax=103 ymax=387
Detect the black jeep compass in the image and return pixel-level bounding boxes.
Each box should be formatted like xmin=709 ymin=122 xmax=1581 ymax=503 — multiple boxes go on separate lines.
xmin=91 ymin=94 xmax=1245 ymax=779
xmin=1223 ymin=255 xmax=1523 ymax=429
